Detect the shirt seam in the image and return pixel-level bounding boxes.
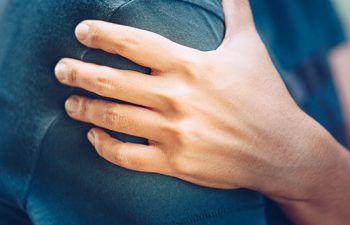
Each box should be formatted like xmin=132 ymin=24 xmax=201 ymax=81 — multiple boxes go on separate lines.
xmin=159 ymin=203 xmax=266 ymax=225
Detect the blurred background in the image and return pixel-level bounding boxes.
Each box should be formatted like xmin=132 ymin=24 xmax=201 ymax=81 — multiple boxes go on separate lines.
xmin=334 ymin=0 xmax=350 ymax=36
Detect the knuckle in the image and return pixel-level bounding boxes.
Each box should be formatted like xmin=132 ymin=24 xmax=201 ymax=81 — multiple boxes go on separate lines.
xmin=88 ymin=25 xmax=102 ymax=47
xmin=169 ymin=154 xmax=195 ymax=176
xmin=172 ymin=127 xmax=189 ymax=147
xmin=113 ymin=146 xmax=136 ymax=169
xmin=95 ymin=75 xmax=114 ymax=95
xmin=103 ymin=107 xmax=129 ymax=130
xmin=161 ymin=123 xmax=184 ymax=146
xmin=103 ymin=107 xmax=119 ymax=127
xmin=67 ymin=65 xmax=78 ymax=84
xmin=156 ymin=89 xmax=185 ymax=113
xmin=78 ymin=97 xmax=89 ymax=119
xmin=175 ymin=53 xmax=204 ymax=79
xmin=161 ymin=122 xmax=191 ymax=147
xmin=113 ymin=32 xmax=139 ymax=54
xmin=113 ymin=147 xmax=128 ymax=166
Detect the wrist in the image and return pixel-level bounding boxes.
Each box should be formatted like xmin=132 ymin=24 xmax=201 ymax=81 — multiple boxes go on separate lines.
xmin=268 ymin=113 xmax=350 ymax=224
xmin=262 ymin=110 xmax=349 ymax=202
xmin=277 ymin=150 xmax=350 ymax=225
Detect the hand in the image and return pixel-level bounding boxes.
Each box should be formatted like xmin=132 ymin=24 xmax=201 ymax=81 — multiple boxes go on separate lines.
xmin=54 ymin=0 xmax=344 ymax=202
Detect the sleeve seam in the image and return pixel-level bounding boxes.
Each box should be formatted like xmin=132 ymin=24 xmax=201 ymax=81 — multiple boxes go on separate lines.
xmin=160 ymin=203 xmax=266 ymax=225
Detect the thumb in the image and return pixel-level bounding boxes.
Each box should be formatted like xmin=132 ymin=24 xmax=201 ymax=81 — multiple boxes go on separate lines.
xmin=219 ymin=0 xmax=255 ymax=50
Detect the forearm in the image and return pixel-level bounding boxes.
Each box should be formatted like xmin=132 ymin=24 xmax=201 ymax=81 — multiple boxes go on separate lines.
xmin=270 ymin=120 xmax=350 ymax=225
xmin=282 ymin=149 xmax=350 ymax=225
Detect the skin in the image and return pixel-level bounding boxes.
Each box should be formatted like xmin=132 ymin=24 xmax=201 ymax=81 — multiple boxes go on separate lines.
xmin=330 ymin=44 xmax=350 ymax=143
xmin=54 ymin=0 xmax=350 ymax=224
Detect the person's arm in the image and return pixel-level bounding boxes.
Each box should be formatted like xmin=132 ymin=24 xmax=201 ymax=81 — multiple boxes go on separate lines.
xmin=330 ymin=43 xmax=350 ymax=143
xmin=54 ymin=0 xmax=350 ymax=224
xmin=274 ymin=134 xmax=350 ymax=225
xmin=276 ymin=42 xmax=350 ymax=224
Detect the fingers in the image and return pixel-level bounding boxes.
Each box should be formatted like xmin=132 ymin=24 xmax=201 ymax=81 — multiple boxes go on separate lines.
xmin=65 ymin=96 xmax=165 ymax=140
xmin=219 ymin=0 xmax=256 ymax=50
xmin=75 ymin=20 xmax=194 ymax=72
xmin=88 ymin=128 xmax=169 ymax=174
xmin=55 ymin=58 xmax=159 ymax=107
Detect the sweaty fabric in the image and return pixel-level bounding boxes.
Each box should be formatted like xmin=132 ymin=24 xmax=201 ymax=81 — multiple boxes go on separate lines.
xmin=0 ymin=0 xmax=347 ymax=225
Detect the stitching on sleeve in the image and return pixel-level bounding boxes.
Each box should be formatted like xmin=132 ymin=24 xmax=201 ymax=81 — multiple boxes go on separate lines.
xmin=160 ymin=204 xmax=266 ymax=225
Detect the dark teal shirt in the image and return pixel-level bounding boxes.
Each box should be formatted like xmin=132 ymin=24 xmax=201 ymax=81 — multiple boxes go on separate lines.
xmin=252 ymin=0 xmax=347 ymax=69
xmin=0 ymin=1 xmax=347 ymax=225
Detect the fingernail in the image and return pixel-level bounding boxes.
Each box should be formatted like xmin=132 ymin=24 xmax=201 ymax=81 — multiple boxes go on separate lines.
xmin=75 ymin=23 xmax=90 ymax=41
xmin=65 ymin=97 xmax=80 ymax=115
xmin=87 ymin=129 xmax=96 ymax=146
xmin=55 ymin=63 xmax=68 ymax=82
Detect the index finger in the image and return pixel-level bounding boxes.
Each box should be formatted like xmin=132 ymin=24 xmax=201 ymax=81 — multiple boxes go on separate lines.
xmin=75 ymin=20 xmax=195 ymax=72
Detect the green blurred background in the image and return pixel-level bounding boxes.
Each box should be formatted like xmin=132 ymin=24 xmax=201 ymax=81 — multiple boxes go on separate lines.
xmin=333 ymin=0 xmax=350 ymax=37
